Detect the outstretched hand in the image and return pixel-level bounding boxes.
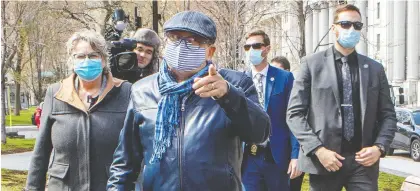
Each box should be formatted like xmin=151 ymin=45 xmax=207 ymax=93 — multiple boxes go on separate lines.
xmin=192 ymin=64 xmax=228 ymax=99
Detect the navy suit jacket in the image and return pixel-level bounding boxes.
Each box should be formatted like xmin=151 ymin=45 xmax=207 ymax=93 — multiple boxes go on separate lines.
xmin=245 ymin=65 xmax=300 ymax=171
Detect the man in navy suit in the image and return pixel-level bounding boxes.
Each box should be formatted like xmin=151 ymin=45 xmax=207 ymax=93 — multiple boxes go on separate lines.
xmin=242 ymin=30 xmax=301 ymax=191
xmin=271 ymin=56 xmax=305 ymax=191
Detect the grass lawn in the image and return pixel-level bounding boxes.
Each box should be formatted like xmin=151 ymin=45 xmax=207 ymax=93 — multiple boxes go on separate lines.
xmin=301 ymin=172 xmax=406 ymax=190
xmin=1 ymin=169 xmax=28 ymax=191
xmin=1 ymin=138 xmax=35 ymax=155
xmin=0 ymin=168 xmax=405 ymax=191
xmin=5 ymin=107 xmax=37 ymax=126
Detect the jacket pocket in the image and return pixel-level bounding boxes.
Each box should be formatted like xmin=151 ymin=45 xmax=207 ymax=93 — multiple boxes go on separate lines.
xmin=202 ymin=164 xmax=230 ymax=190
xmin=47 ymin=162 xmax=69 ymax=191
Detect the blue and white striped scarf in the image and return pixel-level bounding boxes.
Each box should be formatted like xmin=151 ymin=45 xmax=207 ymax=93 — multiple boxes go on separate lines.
xmin=150 ymin=60 xmax=209 ymax=163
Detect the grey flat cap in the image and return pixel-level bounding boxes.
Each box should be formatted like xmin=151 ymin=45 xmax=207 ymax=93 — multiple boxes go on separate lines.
xmin=131 ymin=28 xmax=161 ymax=49
xmin=164 ymin=11 xmax=217 ymax=43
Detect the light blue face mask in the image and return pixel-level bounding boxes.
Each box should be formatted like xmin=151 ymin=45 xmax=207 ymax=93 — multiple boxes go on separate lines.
xmin=74 ymin=59 xmax=103 ymax=81
xmin=246 ymin=48 xmax=265 ymax=66
xmin=337 ymin=28 xmax=361 ymax=49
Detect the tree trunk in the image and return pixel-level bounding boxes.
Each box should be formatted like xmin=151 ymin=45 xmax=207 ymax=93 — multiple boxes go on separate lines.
xmin=297 ymin=0 xmax=306 ymax=58
xmin=1 ymin=0 xmax=7 ymax=144
xmin=35 ymin=44 xmax=43 ymax=103
xmin=14 ymin=82 xmax=21 ymax=116
xmin=13 ymin=16 xmax=26 ymax=116
xmin=1 ymin=79 xmax=7 ymax=144
xmin=37 ymin=62 xmax=42 ymax=103
xmin=13 ymin=46 xmax=23 ymax=116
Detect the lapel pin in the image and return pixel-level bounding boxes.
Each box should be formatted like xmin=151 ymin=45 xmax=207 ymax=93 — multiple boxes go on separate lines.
xmin=364 ymin=64 xmax=368 ymax=68
xmin=270 ymin=77 xmax=275 ymax=81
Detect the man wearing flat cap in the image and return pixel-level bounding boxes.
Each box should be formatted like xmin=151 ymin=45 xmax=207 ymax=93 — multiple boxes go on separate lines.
xmin=107 ymin=11 xmax=270 ymax=191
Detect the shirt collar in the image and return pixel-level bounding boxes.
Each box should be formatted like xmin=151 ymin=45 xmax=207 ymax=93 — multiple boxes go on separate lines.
xmin=251 ymin=63 xmax=269 ymax=79
xmin=333 ymin=46 xmax=358 ymax=61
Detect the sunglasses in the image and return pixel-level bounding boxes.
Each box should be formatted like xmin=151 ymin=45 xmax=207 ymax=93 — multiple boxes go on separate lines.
xmin=335 ymin=21 xmax=364 ymax=30
xmin=244 ymin=43 xmax=265 ymax=51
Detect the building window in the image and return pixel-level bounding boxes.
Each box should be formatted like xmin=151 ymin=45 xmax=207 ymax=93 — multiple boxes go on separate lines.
xmin=377 ymin=34 xmax=380 ymax=51
xmin=377 ymin=2 xmax=380 ymax=19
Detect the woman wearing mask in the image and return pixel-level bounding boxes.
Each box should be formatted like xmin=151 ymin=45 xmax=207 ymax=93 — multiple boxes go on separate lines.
xmin=25 ymin=29 xmax=131 ymax=191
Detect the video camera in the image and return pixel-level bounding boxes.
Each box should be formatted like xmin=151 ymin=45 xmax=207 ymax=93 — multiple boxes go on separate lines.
xmin=108 ymin=38 xmax=142 ymax=83
xmin=106 ymin=8 xmax=144 ymax=83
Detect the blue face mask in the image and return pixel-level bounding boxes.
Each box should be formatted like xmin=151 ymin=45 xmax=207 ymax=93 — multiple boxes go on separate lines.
xmin=337 ymin=28 xmax=361 ymax=49
xmin=246 ymin=48 xmax=265 ymax=66
xmin=74 ymin=59 xmax=103 ymax=81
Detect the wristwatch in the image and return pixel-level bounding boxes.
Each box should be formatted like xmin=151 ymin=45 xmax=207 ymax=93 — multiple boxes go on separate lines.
xmin=375 ymin=144 xmax=386 ymax=157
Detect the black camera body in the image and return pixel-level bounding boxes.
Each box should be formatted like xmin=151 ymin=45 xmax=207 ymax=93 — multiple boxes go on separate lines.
xmin=108 ymin=39 xmax=143 ymax=83
xmin=105 ymin=8 xmax=144 ymax=83
xmin=105 ymin=7 xmax=157 ymax=83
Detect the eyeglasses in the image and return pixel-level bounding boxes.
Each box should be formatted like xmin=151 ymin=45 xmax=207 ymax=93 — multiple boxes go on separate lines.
xmin=335 ymin=21 xmax=364 ymax=30
xmin=72 ymin=52 xmax=101 ymax=60
xmin=165 ymin=33 xmax=212 ymax=50
xmin=244 ymin=43 xmax=265 ymax=51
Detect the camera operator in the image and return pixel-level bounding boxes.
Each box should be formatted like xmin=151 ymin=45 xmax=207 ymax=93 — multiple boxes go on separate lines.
xmin=130 ymin=28 xmax=161 ymax=81
xmin=108 ymin=29 xmax=161 ymax=83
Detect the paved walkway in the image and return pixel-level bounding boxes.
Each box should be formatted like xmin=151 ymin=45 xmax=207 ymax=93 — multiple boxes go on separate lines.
xmin=6 ymin=125 xmax=38 ymax=139
xmin=6 ymin=125 xmax=37 ymax=132
xmin=1 ymin=151 xmax=33 ymax=171
xmin=2 ymin=150 xmax=419 ymax=179
xmin=380 ymin=150 xmax=420 ymax=177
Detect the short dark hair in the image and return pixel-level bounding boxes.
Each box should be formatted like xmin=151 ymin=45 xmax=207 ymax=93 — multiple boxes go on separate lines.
xmin=246 ymin=30 xmax=270 ymax=46
xmin=333 ymin=4 xmax=361 ymax=23
xmin=271 ymin=56 xmax=290 ymax=70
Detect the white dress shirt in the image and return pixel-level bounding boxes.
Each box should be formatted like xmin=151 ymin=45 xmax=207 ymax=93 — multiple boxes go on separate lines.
xmin=251 ymin=64 xmax=269 ymax=146
xmin=251 ymin=63 xmax=269 ymax=97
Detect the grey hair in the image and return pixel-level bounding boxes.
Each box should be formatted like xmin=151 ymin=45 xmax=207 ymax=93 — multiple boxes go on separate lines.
xmin=66 ymin=29 xmax=110 ymax=74
xmin=66 ymin=29 xmax=109 ymax=59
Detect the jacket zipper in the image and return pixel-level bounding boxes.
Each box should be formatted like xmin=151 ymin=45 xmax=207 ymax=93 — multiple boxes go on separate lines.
xmin=179 ymin=95 xmax=189 ymax=190
xmin=86 ymin=111 xmax=90 ymax=190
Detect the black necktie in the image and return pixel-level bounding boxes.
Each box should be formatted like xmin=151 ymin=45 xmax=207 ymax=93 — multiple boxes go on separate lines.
xmin=341 ymin=56 xmax=354 ymax=141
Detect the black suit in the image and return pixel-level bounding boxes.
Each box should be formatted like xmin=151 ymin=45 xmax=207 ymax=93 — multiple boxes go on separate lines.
xmin=287 ymin=47 xmax=397 ymax=190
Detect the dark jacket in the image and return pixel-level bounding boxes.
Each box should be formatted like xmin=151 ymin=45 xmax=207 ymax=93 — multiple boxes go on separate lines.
xmin=287 ymin=47 xmax=397 ymax=174
xmin=107 ymin=69 xmax=270 ymax=191
xmin=25 ymin=73 xmax=131 ymax=191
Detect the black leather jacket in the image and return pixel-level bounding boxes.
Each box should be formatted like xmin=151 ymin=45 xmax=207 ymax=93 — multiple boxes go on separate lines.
xmin=107 ymin=69 xmax=270 ymax=191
